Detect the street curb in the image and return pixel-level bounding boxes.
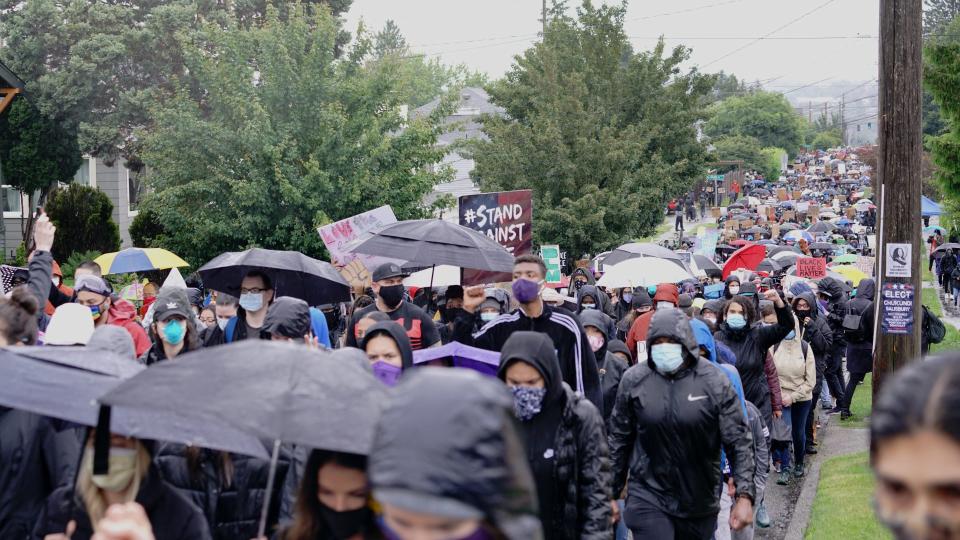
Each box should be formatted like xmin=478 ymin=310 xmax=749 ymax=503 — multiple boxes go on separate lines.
xmin=782 ymin=415 xmax=829 ymax=540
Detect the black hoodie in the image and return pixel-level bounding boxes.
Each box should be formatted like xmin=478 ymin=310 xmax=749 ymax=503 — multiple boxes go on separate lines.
xmin=369 ymin=369 xmax=542 ymax=540
xmin=361 ymin=321 xmax=414 ymax=369
xmin=580 ymin=310 xmax=628 ymax=422
xmin=498 ymin=333 xmax=612 ymax=540
xmin=261 ymin=296 xmax=312 ymax=339
xmin=723 ymin=275 xmax=742 ymax=300
xmin=577 ymin=285 xmax=617 ymax=339
xmin=792 ymin=292 xmax=833 ymax=361
xmin=818 ymin=277 xmax=850 ymax=347
xmin=608 ymin=308 xmax=755 ymax=519
xmin=844 ymin=279 xmax=875 ymax=373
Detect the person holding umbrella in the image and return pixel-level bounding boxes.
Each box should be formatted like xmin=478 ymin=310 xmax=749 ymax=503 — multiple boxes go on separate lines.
xmin=497 ymin=332 xmax=612 ymax=539
xmin=345 ymin=263 xmax=439 ymax=352
xmin=33 ymin=432 xmax=211 ymax=540
xmin=455 ymin=254 xmax=603 ymax=412
xmin=139 ymin=288 xmax=200 ymax=366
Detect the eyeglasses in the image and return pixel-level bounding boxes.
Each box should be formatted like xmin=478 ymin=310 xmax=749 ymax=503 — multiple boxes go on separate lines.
xmin=200 ymin=317 xmax=216 ymax=324
xmin=240 ymin=288 xmax=266 ymax=295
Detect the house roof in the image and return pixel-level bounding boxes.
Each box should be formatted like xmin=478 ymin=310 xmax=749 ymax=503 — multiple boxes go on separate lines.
xmin=412 ymin=87 xmax=504 ymax=120
xmin=0 ymin=60 xmax=25 ymax=89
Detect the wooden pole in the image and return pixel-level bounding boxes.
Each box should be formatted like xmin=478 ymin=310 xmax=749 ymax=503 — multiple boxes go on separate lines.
xmin=873 ymin=0 xmax=923 ymax=396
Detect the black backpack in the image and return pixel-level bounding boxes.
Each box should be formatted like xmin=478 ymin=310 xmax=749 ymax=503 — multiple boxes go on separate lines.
xmin=923 ymin=305 xmax=946 ymax=345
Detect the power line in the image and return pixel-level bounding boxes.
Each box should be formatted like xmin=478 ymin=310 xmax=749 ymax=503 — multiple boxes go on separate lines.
xmin=702 ymin=0 xmax=839 ymax=68
xmin=781 ymin=77 xmax=835 ymax=94
xmin=629 ymin=34 xmax=879 ymax=41
xmin=627 ymin=0 xmax=753 ymax=21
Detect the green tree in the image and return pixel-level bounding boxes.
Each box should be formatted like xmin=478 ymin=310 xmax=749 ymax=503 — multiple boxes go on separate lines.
xmin=710 ymin=135 xmax=764 ymax=172
xmin=0 ymin=98 xmax=82 ymax=244
xmin=759 ymin=147 xmax=786 ymax=181
xmin=811 ymin=130 xmax=843 ymax=150
xmin=139 ymin=5 xmax=451 ymax=266
xmin=705 ymin=91 xmax=804 ymax=153
xmin=373 ymin=19 xmax=408 ymax=59
xmin=710 ymin=71 xmax=748 ymax=103
xmin=469 ymin=1 xmax=714 ymax=258
xmin=44 ymin=184 xmax=121 ymax=260
xmin=925 ymin=17 xmax=960 ymax=199
xmin=924 ymin=0 xmax=960 ymax=37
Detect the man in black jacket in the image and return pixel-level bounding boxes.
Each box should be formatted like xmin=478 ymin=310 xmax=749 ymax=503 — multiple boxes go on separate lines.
xmin=838 ymin=279 xmax=875 ymax=420
xmin=817 ymin=277 xmax=848 ymax=413
xmin=455 ymin=254 xmax=604 ymax=412
xmin=608 ymin=308 xmax=755 ymax=539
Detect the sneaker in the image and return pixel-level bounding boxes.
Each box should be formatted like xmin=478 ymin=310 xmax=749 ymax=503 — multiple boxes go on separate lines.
xmin=773 ymin=462 xmax=781 ymax=474
xmin=756 ymin=502 xmax=771 ymax=528
xmin=777 ymin=467 xmax=792 ymax=485
xmin=826 ymin=407 xmax=843 ymax=415
xmin=794 ymin=464 xmax=806 ymax=478
xmin=806 ymin=446 xmax=818 ymax=455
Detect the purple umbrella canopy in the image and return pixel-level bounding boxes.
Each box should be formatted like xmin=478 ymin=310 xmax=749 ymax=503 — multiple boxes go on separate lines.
xmin=413 ymin=341 xmax=503 ymax=377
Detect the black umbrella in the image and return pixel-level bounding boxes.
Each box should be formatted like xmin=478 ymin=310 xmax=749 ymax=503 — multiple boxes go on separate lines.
xmin=767 ymin=245 xmax=801 ymax=256
xmin=717 ymin=244 xmax=738 ymax=253
xmin=811 ymin=242 xmax=838 ymax=251
xmin=345 ymin=219 xmax=514 ymax=273
xmin=692 ymin=254 xmax=722 ymax=278
xmin=99 ymin=340 xmax=387 ymax=455
xmin=0 ymin=348 xmax=269 ymax=458
xmin=779 ymin=223 xmax=800 ymax=232
xmin=750 ymin=189 xmax=771 ymax=197
xmin=771 ymin=251 xmax=800 ymax=268
xmin=199 ymin=248 xmax=350 ymax=305
xmin=744 ymin=226 xmax=768 ymax=235
xmin=756 ymin=258 xmax=782 ymax=274
xmin=932 ymin=243 xmax=960 ymax=254
xmin=807 ymin=221 xmax=837 ymax=234
xmin=602 ymin=242 xmax=684 ymax=267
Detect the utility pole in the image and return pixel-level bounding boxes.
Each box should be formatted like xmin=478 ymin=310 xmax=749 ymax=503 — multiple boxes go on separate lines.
xmin=873 ymin=0 xmax=923 ymax=396
xmin=840 ymin=94 xmax=845 ymax=146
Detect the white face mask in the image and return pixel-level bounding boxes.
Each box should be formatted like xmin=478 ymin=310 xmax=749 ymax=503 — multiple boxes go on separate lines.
xmin=729 ymin=285 xmax=741 ymax=295
xmin=216 ymin=317 xmax=231 ymax=331
xmin=87 ymin=446 xmax=138 ymax=493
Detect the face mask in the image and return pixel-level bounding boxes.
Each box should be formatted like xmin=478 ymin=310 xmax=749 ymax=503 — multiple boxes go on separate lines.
xmin=785 ymin=330 xmax=796 ymax=340
xmin=87 ymin=446 xmax=138 ymax=493
xmin=89 ymin=302 xmax=104 ymax=321
xmin=160 ymin=319 xmax=186 ymax=345
xmin=581 ymin=303 xmax=596 ymax=310
xmin=647 ymin=285 xmax=657 ymax=296
xmin=320 ymin=504 xmax=371 ymax=540
xmin=728 ymin=285 xmax=741 ymax=295
xmin=371 ymin=361 xmax=402 ymax=387
xmin=818 ymin=299 xmax=829 ymax=311
xmin=510 ymin=386 xmax=547 ymax=421
xmin=702 ymin=315 xmax=717 ymax=325
xmin=377 ymin=284 xmax=405 ymax=309
xmin=216 ymin=317 xmax=230 ymax=331
xmin=512 ymin=278 xmax=542 ymax=304
xmin=574 ymin=280 xmax=585 ymax=290
xmin=239 ymin=292 xmax=264 ymax=312
xmin=727 ymin=313 xmax=747 ymax=329
xmin=622 ymin=293 xmax=633 ymax=304
xmin=588 ymin=334 xmax=604 ymax=352
xmin=650 ymin=343 xmax=685 ymax=373
xmin=444 ymin=307 xmax=465 ymax=322
xmin=795 ymin=309 xmax=810 ymax=320
xmin=480 ymin=311 xmax=498 ymax=322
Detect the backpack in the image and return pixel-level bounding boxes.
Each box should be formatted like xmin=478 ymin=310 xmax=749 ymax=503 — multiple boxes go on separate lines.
xmin=843 ymin=304 xmax=870 ymax=343
xmin=923 ymin=305 xmax=946 ymax=344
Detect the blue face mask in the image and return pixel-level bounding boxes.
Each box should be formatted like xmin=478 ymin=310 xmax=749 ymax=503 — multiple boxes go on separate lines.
xmin=160 ymin=319 xmax=186 ymax=345
xmin=239 ymin=292 xmax=264 ymax=312
xmin=622 ymin=293 xmax=634 ymax=304
xmin=650 ymin=343 xmax=684 ymax=373
xmin=785 ymin=330 xmax=796 ymax=340
xmin=727 ymin=313 xmax=747 ymax=329
xmin=480 ymin=311 xmax=498 ymax=322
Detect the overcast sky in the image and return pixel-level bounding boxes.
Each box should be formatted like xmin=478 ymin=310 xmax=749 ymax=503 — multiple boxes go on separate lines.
xmin=345 ymin=0 xmax=880 ymax=98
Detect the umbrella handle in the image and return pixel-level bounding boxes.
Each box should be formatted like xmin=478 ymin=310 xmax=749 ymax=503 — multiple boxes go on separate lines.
xmin=257 ymin=439 xmax=282 ymax=539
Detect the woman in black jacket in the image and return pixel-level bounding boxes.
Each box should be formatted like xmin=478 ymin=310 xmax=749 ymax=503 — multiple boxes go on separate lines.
xmin=153 ymin=442 xmax=290 ymax=540
xmin=791 ymin=291 xmax=834 ymax=449
xmin=713 ymin=290 xmax=794 ymax=433
xmin=580 ymin=310 xmax=628 ymax=423
xmin=33 ymin=433 xmax=210 ymax=540
xmin=497 ymin=331 xmax=612 ymax=540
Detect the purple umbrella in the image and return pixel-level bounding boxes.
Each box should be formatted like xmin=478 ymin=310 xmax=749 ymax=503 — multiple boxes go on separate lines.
xmin=413 ymin=341 xmax=502 ymax=377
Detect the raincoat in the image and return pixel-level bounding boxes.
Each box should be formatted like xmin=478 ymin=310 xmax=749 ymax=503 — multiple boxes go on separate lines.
xmin=369 ymin=369 xmax=543 ymax=539
xmin=609 ymin=309 xmax=755 ymax=519
xmin=105 ymin=298 xmax=152 ymax=357
xmin=498 ymin=332 xmax=612 ymax=540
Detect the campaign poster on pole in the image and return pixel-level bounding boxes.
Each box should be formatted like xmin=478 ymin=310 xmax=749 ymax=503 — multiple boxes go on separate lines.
xmin=881 ymin=283 xmax=914 ymax=335
xmin=318 ymin=205 xmax=399 ymax=287
xmin=459 ymin=190 xmax=533 ymax=285
xmin=885 ymin=243 xmax=912 ymax=278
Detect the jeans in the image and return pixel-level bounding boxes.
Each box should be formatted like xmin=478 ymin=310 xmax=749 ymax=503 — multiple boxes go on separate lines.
xmin=953 ymin=286 xmax=960 ymax=307
xmin=616 ymin=500 xmax=628 ymax=540
xmin=819 ymin=380 xmax=831 ymax=406
xmin=839 ymin=372 xmax=867 ymax=414
xmin=824 ymin=344 xmax=846 ymax=406
xmin=625 ymin=497 xmax=716 ymax=540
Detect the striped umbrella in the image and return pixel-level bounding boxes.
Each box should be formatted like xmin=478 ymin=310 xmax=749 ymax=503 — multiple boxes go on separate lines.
xmin=94 ymin=248 xmax=189 ymax=275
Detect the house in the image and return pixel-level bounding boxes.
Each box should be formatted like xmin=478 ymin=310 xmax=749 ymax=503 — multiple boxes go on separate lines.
xmin=0 ymin=60 xmax=24 ymax=114
xmin=0 ymin=157 xmax=142 ymax=261
xmin=412 ymin=87 xmax=506 ymax=214
xmin=845 ymin=119 xmax=878 ymax=147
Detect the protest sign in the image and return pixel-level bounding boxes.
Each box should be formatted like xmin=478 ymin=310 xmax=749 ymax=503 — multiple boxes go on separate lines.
xmin=318 ymin=205 xmax=398 ymax=287
xmin=541 ymin=245 xmax=562 ymax=284
xmin=792 ymin=190 xmax=803 ymax=199
xmin=460 ymin=190 xmax=533 ymax=284
xmin=698 ymin=230 xmax=719 ymax=258
xmin=808 ymin=204 xmax=820 ymax=219
xmin=777 ymin=188 xmax=788 ymax=201
xmin=881 ymin=283 xmax=914 ymax=335
xmin=795 ymin=257 xmax=827 ymax=279
xmin=856 ymin=255 xmax=876 ymax=276
xmin=885 ymin=243 xmax=912 ymax=278
xmin=783 ymin=210 xmax=796 ymax=221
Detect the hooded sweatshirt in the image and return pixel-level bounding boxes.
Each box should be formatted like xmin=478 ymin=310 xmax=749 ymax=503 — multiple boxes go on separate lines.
xmin=580 ymin=310 xmax=628 ymax=422
xmin=723 ymin=276 xmax=742 ymax=299
xmin=106 ymin=297 xmax=151 ymax=357
xmin=262 ymin=297 xmax=312 ymax=340
xmin=844 ymin=278 xmax=875 ymax=373
xmin=772 ymin=318 xmax=816 ymax=404
xmin=369 ymin=369 xmax=543 ymax=540
xmin=361 ymin=321 xmax=415 ymax=370
xmin=608 ymin=308 xmax=755 ymax=519
xmin=498 ymin=332 xmax=611 ymax=540
xmin=792 ymin=292 xmax=833 ymax=363
xmin=625 ymin=284 xmax=679 ymax=359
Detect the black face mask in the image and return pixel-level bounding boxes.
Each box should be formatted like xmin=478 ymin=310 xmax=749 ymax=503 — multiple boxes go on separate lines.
xmin=444 ymin=307 xmax=465 ymax=323
xmin=378 ymin=284 xmax=405 ymax=309
xmin=323 ymin=309 xmax=340 ymax=329
xmin=574 ymin=280 xmax=585 ymax=290
xmin=795 ymin=309 xmax=810 ymax=320
xmin=320 ymin=504 xmax=371 ymax=539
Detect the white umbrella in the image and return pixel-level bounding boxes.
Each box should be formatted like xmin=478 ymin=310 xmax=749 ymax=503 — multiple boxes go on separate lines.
xmin=403 ymin=265 xmax=461 ymax=287
xmin=596 ymin=258 xmax=693 ymax=288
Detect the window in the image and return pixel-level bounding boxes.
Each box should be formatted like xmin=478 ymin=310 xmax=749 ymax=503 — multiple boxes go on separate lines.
xmin=857 ymin=125 xmax=861 ymax=132
xmin=867 ymin=122 xmax=873 ymax=129
xmin=127 ymin=167 xmax=144 ymax=216
xmin=74 ymin=161 xmax=90 ymax=185
xmin=2 ymin=186 xmax=23 ymax=218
